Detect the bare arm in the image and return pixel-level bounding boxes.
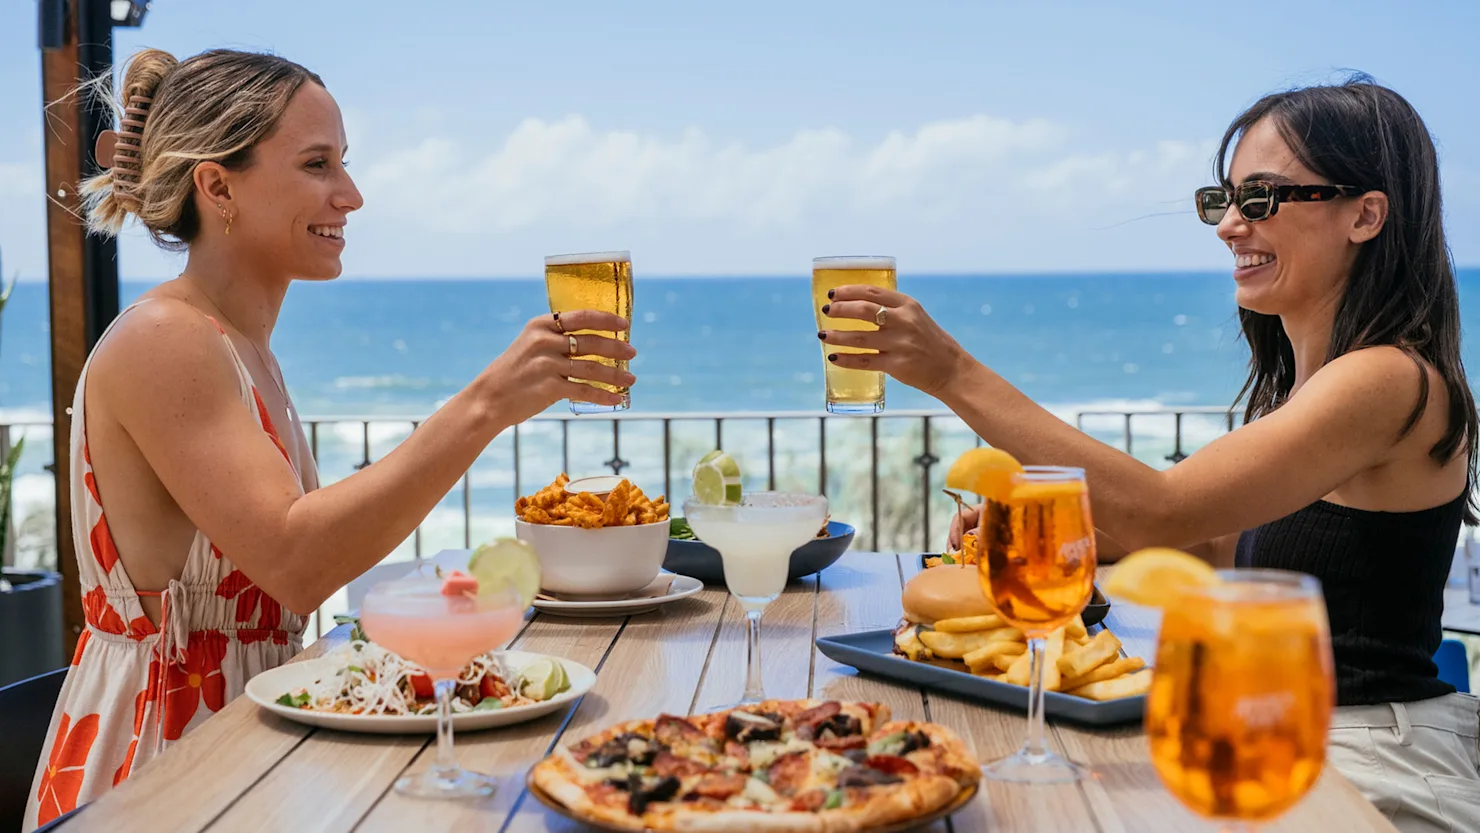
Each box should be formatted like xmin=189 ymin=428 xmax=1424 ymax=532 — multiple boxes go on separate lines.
xmin=99 ymin=302 xmax=633 ymax=614
xmin=821 ymin=284 xmax=1426 ymax=556
xmin=933 ymin=348 xmax=1420 ymax=551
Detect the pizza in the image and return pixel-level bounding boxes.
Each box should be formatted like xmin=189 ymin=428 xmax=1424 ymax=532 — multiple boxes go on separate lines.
xmin=530 ymin=699 xmax=979 ymax=832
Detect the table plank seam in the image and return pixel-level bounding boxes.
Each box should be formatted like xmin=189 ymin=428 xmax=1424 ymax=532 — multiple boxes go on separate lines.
xmin=806 ymin=575 xmax=822 ymax=695
xmin=199 ymin=725 xmax=322 ymax=832
xmin=686 ymin=594 xmax=737 ymax=716
xmin=489 ymin=615 xmax=636 ymax=833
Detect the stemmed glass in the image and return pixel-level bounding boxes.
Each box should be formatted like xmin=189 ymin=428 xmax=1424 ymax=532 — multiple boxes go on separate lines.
xmin=1146 ymin=570 xmax=1334 ymax=830
xmin=976 ymin=466 xmax=1097 ymax=783
xmin=360 ymin=573 xmax=525 ymax=799
xmin=683 ymin=492 xmax=829 ymax=706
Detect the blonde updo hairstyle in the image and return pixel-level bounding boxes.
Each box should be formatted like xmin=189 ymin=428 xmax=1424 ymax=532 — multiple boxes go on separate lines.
xmin=80 ymin=48 xmax=323 ymax=250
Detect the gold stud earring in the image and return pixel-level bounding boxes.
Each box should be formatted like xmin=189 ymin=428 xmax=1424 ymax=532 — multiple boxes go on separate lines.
xmin=219 ymin=203 xmax=232 ymax=236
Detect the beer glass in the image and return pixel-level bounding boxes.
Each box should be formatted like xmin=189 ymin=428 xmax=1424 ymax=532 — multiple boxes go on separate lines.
xmin=1146 ymin=570 xmax=1334 ymax=828
xmin=544 ymin=251 xmax=633 ymax=414
xmin=977 ymin=466 xmax=1097 ymax=783
xmin=812 ymin=256 xmax=896 ymax=414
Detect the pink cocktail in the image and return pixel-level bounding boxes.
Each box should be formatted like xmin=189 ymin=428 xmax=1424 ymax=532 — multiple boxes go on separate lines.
xmin=362 ymin=604 xmax=523 ymax=678
xmin=361 ymin=572 xmax=523 ymax=800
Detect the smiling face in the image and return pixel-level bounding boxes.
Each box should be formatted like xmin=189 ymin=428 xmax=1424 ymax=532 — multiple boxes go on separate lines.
xmin=1217 ymin=118 xmax=1365 ymax=317
xmin=210 ymin=83 xmax=363 ymax=280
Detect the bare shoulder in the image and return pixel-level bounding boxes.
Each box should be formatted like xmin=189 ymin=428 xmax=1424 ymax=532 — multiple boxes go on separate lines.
xmin=89 ymin=299 xmax=241 ymax=411
xmin=1299 ymin=346 xmax=1430 ymax=419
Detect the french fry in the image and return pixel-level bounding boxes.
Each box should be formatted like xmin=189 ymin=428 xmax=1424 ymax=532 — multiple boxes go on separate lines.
xmin=992 ymin=652 xmax=1020 ymax=672
xmin=934 ymin=614 xmax=1005 ymax=633
xmin=1042 ymin=627 xmax=1066 ymax=691
xmin=1005 ymin=649 xmax=1032 ymax=686
xmin=1066 ymin=614 xmax=1087 ymax=641
xmin=1059 ymin=657 xmax=1146 ymax=693
xmin=1066 ymin=670 xmax=1151 ymax=701
xmin=919 ymin=628 xmax=1019 ymax=660
xmin=962 ymin=641 xmax=1026 ymax=673
xmin=1058 ymin=629 xmax=1123 ymax=679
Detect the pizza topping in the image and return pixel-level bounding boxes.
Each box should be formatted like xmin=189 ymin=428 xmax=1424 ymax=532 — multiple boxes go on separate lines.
xmin=765 ymin=751 xmax=812 ymax=795
xmin=651 ymin=751 xmax=709 ymax=779
xmin=842 ymin=748 xmax=868 ymax=765
xmin=740 ymin=776 xmax=783 ymax=807
xmin=628 ymin=774 xmax=682 ymax=815
xmin=722 ymin=740 xmax=750 ymax=767
xmin=789 ymin=789 xmax=829 ymax=812
xmin=837 ymin=765 xmax=904 ymax=789
xmin=793 ymin=702 xmax=843 ymax=739
xmin=815 ymin=713 xmax=863 ymax=739
xmin=813 ymin=733 xmax=868 ymax=752
xmin=823 ymin=789 xmax=846 ymax=810
xmin=584 ymin=732 xmax=661 ymax=768
xmin=654 ymin=714 xmax=708 ymax=747
xmin=680 ymin=773 xmax=748 ymax=802
xmin=862 ymin=755 xmax=920 ymax=776
xmin=725 ymin=711 xmax=784 ymax=744
xmin=866 ymin=729 xmax=931 ymax=757
xmin=747 ymin=737 xmax=816 ymax=769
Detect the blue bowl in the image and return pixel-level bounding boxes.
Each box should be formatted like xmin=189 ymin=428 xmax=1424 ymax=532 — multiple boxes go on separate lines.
xmin=664 ymin=521 xmax=856 ymax=585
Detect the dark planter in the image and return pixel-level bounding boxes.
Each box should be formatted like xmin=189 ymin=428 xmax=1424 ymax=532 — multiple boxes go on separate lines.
xmin=0 ymin=569 xmax=66 ymax=687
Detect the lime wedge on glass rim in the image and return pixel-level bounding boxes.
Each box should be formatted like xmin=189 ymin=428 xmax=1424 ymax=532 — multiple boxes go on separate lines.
xmin=517 ymin=658 xmax=570 ymax=701
xmin=467 ymin=538 xmax=542 ymax=607
xmin=692 ymin=450 xmax=743 ymax=505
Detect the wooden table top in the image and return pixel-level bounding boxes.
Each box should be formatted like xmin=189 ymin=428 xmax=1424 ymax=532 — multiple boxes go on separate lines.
xmin=60 ymin=552 xmax=1396 ymax=833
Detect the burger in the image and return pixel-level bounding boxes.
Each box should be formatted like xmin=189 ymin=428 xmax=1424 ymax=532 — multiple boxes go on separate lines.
xmin=893 ymin=565 xmax=994 ymax=661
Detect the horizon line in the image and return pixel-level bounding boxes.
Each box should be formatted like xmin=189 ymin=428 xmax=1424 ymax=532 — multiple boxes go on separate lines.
xmin=6 ymin=264 xmax=1480 ymax=283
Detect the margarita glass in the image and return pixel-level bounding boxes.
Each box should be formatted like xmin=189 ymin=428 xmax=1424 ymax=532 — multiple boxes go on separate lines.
xmin=683 ymin=492 xmax=829 ymax=706
xmin=360 ymin=573 xmax=524 ymax=799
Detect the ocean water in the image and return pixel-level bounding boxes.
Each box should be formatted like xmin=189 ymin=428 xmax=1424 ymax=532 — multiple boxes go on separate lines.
xmin=4 ymin=271 xmax=1479 ymax=571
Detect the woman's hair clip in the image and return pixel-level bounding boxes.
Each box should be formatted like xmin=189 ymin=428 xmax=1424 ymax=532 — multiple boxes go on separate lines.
xmin=95 ymin=94 xmax=152 ymax=194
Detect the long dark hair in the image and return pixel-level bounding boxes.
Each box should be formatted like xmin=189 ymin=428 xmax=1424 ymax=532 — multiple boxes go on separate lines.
xmin=1217 ymin=75 xmax=1478 ymax=520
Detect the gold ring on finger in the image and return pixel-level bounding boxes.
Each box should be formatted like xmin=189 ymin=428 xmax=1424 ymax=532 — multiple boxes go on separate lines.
xmin=552 ymin=311 xmax=566 ymax=333
xmin=567 ymin=357 xmax=577 ymax=382
xmin=568 ymin=334 xmax=579 ymax=356
xmin=874 ymin=305 xmax=889 ymax=326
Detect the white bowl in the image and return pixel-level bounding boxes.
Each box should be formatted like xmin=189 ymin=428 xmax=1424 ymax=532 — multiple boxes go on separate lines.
xmin=515 ymin=518 xmax=670 ymax=597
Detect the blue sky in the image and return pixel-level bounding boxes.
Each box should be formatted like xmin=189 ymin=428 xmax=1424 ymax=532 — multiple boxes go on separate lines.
xmin=1 ymin=0 xmax=1477 ymax=280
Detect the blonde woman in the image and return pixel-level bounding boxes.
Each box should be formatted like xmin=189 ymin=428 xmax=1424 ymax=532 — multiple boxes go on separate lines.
xmin=24 ymin=48 xmax=633 ymax=830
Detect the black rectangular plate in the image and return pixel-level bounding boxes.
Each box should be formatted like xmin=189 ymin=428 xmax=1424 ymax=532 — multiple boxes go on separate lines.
xmin=815 ymin=629 xmax=1145 ymax=727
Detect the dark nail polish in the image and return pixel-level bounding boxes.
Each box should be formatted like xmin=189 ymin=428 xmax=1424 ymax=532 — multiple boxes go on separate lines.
xmin=821 ymin=304 xmax=831 ymax=315
xmin=828 ymin=353 xmax=839 ymax=362
xmin=827 ymin=289 xmax=835 ymax=299
xmin=817 ymin=331 xmax=826 ymax=339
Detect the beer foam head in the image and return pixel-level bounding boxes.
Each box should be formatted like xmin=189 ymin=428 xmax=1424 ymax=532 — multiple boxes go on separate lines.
xmin=544 ymin=250 xmax=631 ymax=266
xmin=812 ymin=256 xmax=896 ymax=270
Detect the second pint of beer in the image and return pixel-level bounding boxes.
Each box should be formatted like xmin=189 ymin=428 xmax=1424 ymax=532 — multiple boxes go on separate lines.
xmin=813 ymin=256 xmax=896 ymax=414
xmin=544 ymin=251 xmax=633 ymax=414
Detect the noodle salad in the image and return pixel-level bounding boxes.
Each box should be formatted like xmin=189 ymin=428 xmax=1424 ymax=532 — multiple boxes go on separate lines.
xmin=276 ymin=639 xmax=566 ymax=716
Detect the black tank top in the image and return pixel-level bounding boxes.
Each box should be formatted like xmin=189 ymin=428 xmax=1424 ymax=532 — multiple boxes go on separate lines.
xmin=1235 ymin=491 xmax=1465 ymax=706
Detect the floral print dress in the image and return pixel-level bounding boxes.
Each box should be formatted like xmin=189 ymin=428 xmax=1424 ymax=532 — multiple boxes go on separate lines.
xmin=24 ymin=305 xmax=313 ymax=831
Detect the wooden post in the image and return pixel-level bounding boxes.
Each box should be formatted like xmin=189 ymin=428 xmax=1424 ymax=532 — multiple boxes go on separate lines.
xmin=39 ymin=0 xmax=120 ymax=653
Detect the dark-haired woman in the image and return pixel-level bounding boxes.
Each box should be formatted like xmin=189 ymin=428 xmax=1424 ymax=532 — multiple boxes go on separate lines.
xmin=821 ymin=79 xmax=1479 ymax=831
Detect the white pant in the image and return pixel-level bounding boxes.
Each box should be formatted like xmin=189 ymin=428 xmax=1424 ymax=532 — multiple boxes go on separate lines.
xmin=1328 ymin=693 xmax=1480 ymax=833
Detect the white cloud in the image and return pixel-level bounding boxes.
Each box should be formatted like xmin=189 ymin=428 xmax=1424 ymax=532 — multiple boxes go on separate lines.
xmin=3 ymin=114 xmax=1228 ymax=280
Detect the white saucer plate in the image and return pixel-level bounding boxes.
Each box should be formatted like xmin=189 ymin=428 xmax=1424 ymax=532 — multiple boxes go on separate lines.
xmin=244 ymin=650 xmax=595 ymax=734
xmin=532 ymin=573 xmax=705 ymax=617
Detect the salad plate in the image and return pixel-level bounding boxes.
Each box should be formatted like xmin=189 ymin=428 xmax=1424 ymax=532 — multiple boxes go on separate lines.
xmin=245 ymin=648 xmax=596 ymax=734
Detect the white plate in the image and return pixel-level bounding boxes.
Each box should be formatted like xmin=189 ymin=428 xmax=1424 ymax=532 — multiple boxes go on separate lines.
xmin=533 ymin=574 xmax=704 ymax=617
xmin=244 ymin=651 xmax=596 ymax=734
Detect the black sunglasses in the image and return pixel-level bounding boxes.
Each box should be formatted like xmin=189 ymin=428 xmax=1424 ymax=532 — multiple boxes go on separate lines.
xmin=1195 ymin=181 xmax=1364 ymax=224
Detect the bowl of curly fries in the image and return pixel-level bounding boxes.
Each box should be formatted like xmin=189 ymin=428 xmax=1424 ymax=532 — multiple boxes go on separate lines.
xmin=514 ymin=474 xmax=673 ymax=597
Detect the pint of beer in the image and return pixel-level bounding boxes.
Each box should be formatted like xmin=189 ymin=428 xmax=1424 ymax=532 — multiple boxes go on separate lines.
xmin=544 ymin=251 xmax=633 ymax=414
xmin=812 ymin=256 xmax=896 ymax=414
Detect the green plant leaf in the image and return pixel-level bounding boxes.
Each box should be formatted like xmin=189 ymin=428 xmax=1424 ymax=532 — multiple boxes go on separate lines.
xmin=0 ymin=436 xmax=24 ymax=559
